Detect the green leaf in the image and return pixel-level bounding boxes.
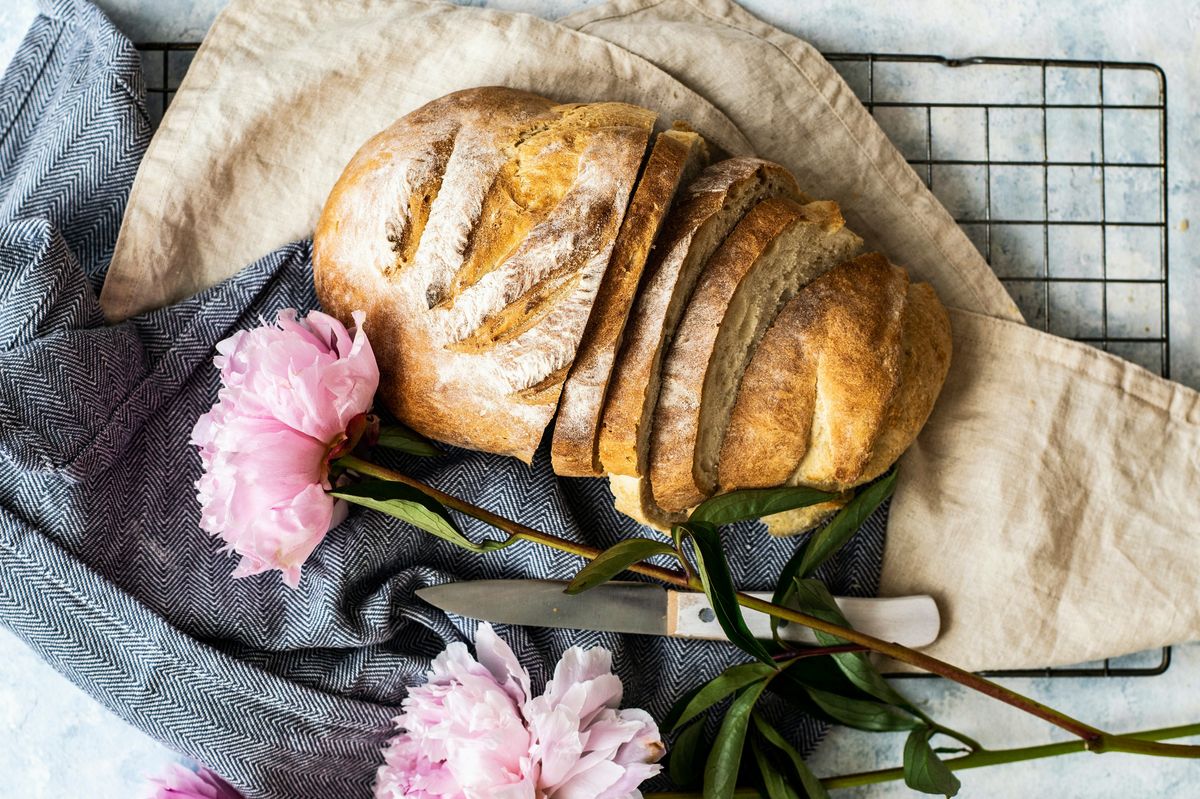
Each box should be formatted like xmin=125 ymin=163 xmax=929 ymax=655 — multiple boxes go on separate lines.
xmin=689 ymin=486 xmax=839 ymax=527
xmin=670 ymin=662 xmax=777 ymax=731
xmin=904 ymin=726 xmax=962 ymax=797
xmin=804 ymin=687 xmax=920 ymax=732
xmin=750 ymin=735 xmax=801 ymax=799
xmin=703 ymin=679 xmax=770 ymax=799
xmin=790 ymin=578 xmax=912 ymax=710
xmin=375 ymin=424 xmax=441 ymax=457
xmin=565 ymin=538 xmax=678 ymax=594
xmin=769 ymin=471 xmax=898 ymax=642
xmin=796 ymin=469 xmax=897 ymax=577
xmin=671 ymin=523 xmax=689 ymax=552
xmin=669 ymin=720 xmax=706 ymax=789
xmin=679 ymin=522 xmax=776 ymax=666
xmin=333 ymin=481 xmax=515 ymax=554
xmin=775 ymin=653 xmax=868 ymax=697
xmin=752 ymin=713 xmax=830 ymax=799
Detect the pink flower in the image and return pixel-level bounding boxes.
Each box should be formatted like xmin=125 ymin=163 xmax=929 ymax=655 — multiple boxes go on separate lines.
xmin=375 ymin=624 xmax=663 ymax=799
xmin=191 ymin=309 xmax=379 ymax=587
xmin=148 ymin=763 xmax=244 ymax=799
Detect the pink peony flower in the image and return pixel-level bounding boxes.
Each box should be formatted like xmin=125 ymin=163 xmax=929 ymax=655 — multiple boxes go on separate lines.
xmin=148 ymin=763 xmax=244 ymax=799
xmin=191 ymin=309 xmax=379 ymax=587
xmin=375 ymin=624 xmax=663 ymax=799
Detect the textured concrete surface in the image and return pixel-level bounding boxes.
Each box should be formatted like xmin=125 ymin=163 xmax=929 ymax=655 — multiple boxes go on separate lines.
xmin=0 ymin=1 xmax=1197 ymax=796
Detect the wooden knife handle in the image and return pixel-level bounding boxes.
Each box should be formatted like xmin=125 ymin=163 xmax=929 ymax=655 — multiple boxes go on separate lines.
xmin=666 ymin=590 xmax=940 ymax=648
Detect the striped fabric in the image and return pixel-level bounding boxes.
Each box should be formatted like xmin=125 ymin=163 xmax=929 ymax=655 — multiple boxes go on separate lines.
xmin=0 ymin=2 xmax=888 ymax=796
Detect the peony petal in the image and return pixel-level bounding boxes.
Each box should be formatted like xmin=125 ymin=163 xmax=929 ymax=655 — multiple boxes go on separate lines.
xmin=546 ymin=759 xmax=625 ymax=799
xmin=527 ymin=706 xmax=583 ymax=786
xmin=276 ymin=308 xmax=330 ymax=353
xmin=475 ymin=623 xmax=532 ymax=705
xmin=372 ymin=627 xmax=659 ymax=799
xmin=487 ymin=777 xmax=539 ymax=799
xmin=610 ymin=709 xmax=665 ymax=767
xmin=548 ymin=647 xmax=615 ymax=697
xmin=148 ymin=763 xmax=245 ymax=799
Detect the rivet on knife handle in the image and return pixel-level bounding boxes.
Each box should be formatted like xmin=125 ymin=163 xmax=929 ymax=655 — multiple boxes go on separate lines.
xmin=666 ymin=590 xmax=940 ymax=648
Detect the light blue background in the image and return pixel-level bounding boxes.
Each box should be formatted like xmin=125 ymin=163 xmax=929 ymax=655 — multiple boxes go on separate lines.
xmin=1 ymin=1 xmax=1197 ymax=797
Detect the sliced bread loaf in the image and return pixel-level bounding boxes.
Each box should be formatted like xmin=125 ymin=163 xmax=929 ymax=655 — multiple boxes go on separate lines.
xmin=551 ymin=128 xmax=709 ymax=476
xmin=649 ymin=198 xmax=864 ymax=513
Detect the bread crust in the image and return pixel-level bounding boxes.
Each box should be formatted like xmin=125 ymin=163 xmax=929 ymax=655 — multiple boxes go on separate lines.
xmin=762 ymin=282 xmax=951 ymax=537
xmin=609 ymin=473 xmax=685 ymax=532
xmin=857 ymin=280 xmax=952 ymax=483
xmin=725 ymin=256 xmax=953 ymax=537
xmin=314 ymin=87 xmax=654 ymax=461
xmin=719 ymin=253 xmax=907 ymax=492
xmin=551 ymin=129 xmax=709 ymax=476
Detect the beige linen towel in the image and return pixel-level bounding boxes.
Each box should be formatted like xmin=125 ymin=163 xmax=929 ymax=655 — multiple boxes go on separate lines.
xmin=99 ymin=0 xmax=1200 ymax=671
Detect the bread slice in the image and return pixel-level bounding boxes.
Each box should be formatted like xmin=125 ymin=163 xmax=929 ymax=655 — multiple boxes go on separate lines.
xmin=599 ymin=158 xmax=804 ymax=530
xmin=314 ymin=88 xmax=655 ymax=461
xmin=649 ymin=198 xmax=864 ymax=513
xmin=598 ymin=158 xmax=804 ymax=480
xmin=551 ymin=128 xmax=710 ymax=476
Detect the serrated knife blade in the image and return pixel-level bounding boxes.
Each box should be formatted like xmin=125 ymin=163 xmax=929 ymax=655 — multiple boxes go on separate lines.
xmin=415 ymin=580 xmax=940 ymax=647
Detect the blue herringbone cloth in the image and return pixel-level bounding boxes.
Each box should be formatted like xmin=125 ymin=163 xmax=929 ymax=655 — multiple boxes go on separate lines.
xmin=0 ymin=2 xmax=888 ymax=796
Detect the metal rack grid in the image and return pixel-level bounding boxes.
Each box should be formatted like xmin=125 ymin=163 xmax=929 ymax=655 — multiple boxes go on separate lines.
xmin=823 ymin=54 xmax=1170 ymax=678
xmin=135 ymin=45 xmax=1171 ymax=677
xmin=826 ymin=54 xmax=1170 ymax=380
xmin=136 ymin=42 xmax=197 ymax=128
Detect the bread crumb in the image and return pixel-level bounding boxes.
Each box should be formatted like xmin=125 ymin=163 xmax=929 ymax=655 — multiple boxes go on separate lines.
xmin=1180 ymin=218 xmax=1190 ymax=232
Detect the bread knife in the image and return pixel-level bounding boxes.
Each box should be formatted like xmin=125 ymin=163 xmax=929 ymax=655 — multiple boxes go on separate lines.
xmin=416 ymin=579 xmax=940 ymax=648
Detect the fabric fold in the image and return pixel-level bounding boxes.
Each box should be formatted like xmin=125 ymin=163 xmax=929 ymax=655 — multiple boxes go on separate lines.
xmin=560 ymin=0 xmax=1023 ymax=322
xmin=883 ymin=308 xmax=1200 ymax=670
xmin=97 ymin=0 xmax=757 ymax=321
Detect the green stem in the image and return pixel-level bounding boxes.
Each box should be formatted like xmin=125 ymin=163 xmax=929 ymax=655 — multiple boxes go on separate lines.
xmin=924 ymin=720 xmax=984 ymax=753
xmin=644 ymin=724 xmax=1200 ymax=797
xmin=648 ymin=787 xmax=758 ymax=791
xmin=336 ymin=455 xmax=1200 ymax=760
xmin=776 ymin=644 xmax=867 ymax=662
xmin=820 ymin=722 xmax=1200 ymax=790
xmin=338 ymin=455 xmax=686 ymax=584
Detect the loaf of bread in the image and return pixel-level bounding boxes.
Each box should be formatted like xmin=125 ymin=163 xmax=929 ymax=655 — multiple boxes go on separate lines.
xmin=314 ymin=87 xmax=654 ymax=461
xmin=315 ymin=88 xmax=952 ymax=536
xmin=621 ymin=252 xmax=951 ymax=532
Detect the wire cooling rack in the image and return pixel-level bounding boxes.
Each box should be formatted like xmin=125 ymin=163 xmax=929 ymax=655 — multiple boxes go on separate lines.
xmin=136 ymin=45 xmax=1171 ymax=677
xmin=824 ymin=54 xmax=1170 ymax=679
